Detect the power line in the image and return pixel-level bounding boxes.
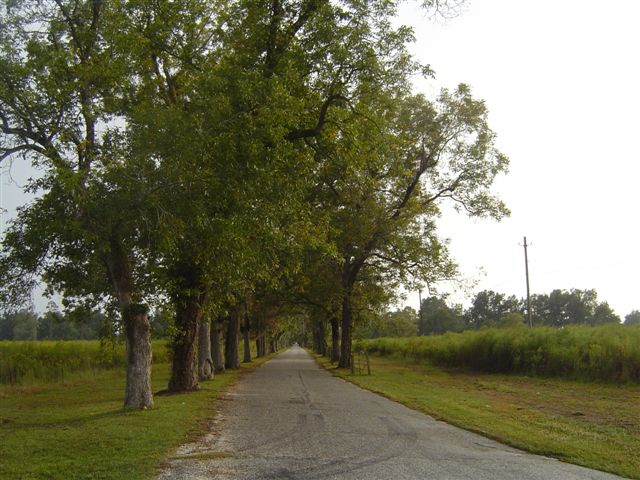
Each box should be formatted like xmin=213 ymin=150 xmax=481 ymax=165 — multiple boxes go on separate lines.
xmin=481 ymin=259 xmax=640 ymax=292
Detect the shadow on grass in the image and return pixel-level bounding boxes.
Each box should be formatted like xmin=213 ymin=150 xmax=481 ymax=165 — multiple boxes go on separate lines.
xmin=3 ymin=408 xmax=132 ymax=429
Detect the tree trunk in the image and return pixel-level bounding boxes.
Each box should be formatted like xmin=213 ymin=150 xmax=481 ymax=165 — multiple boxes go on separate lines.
xmin=123 ymin=305 xmax=154 ymax=409
xmin=319 ymin=321 xmax=327 ymax=356
xmin=254 ymin=312 xmax=264 ymax=358
xmin=242 ymin=307 xmax=252 ymax=363
xmin=103 ymin=234 xmax=153 ymax=409
xmin=338 ymin=292 xmax=353 ymax=369
xmin=312 ymin=321 xmax=320 ymax=353
xmin=269 ymin=337 xmax=276 ymax=354
xmin=256 ymin=335 xmax=266 ymax=357
xmin=211 ymin=317 xmax=225 ymax=373
xmin=312 ymin=315 xmax=327 ymax=356
xmin=198 ymin=317 xmax=214 ymax=380
xmin=330 ymin=317 xmax=340 ymax=363
xmin=225 ymin=309 xmax=240 ymax=369
xmin=169 ymin=290 xmax=205 ymax=392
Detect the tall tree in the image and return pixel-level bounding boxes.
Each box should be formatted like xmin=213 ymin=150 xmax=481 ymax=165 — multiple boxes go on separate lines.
xmin=465 ymin=290 xmax=522 ymax=329
xmin=0 ymin=0 xmax=154 ymax=409
xmin=316 ymin=88 xmax=509 ymax=367
xmin=419 ymin=297 xmax=464 ymax=335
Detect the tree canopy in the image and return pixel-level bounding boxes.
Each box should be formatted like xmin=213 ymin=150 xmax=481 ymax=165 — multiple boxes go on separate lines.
xmin=0 ymin=0 xmax=510 ymax=405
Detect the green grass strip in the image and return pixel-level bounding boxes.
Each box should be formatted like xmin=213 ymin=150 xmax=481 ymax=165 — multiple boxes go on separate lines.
xmin=316 ymin=354 xmax=640 ymax=479
xmin=0 ymin=355 xmax=274 ymax=479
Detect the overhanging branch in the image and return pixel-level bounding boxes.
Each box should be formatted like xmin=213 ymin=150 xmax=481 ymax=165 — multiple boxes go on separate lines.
xmin=285 ymin=94 xmax=347 ymax=141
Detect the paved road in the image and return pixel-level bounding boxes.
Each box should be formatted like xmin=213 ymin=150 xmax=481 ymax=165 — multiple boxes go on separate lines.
xmin=158 ymin=347 xmax=624 ymax=480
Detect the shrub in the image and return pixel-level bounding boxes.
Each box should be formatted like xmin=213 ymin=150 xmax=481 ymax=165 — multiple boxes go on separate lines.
xmin=356 ymin=324 xmax=640 ymax=382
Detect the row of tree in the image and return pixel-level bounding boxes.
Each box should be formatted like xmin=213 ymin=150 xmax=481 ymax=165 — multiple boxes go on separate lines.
xmin=317 ymin=289 xmax=637 ymax=343
xmin=417 ymin=289 xmax=637 ymax=335
xmin=0 ymin=305 xmax=107 ymax=340
xmin=9 ymin=287 xmax=631 ymax=344
xmin=0 ymin=0 xmax=507 ymax=408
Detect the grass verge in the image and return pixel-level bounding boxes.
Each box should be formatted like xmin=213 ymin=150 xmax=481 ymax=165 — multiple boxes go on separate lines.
xmin=316 ymin=354 xmax=640 ymax=479
xmin=0 ymin=354 xmax=274 ymax=480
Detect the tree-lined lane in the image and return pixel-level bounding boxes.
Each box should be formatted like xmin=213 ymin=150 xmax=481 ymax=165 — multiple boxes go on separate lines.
xmin=159 ymin=347 xmax=623 ymax=480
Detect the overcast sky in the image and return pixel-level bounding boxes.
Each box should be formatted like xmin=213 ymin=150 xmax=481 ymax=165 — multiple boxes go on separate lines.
xmin=399 ymin=0 xmax=640 ymax=317
xmin=1 ymin=1 xmax=639 ymax=318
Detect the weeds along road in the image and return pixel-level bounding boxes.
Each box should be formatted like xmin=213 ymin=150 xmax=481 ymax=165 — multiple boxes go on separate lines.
xmin=158 ymin=347 xmax=623 ymax=480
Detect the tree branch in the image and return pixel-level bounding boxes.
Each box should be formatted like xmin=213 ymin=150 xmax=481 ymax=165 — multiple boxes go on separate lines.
xmin=285 ymin=94 xmax=347 ymax=141
xmin=0 ymin=144 xmax=41 ymax=162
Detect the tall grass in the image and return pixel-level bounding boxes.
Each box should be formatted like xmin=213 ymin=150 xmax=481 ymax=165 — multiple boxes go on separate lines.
xmin=357 ymin=324 xmax=640 ymax=382
xmin=0 ymin=340 xmax=169 ymax=385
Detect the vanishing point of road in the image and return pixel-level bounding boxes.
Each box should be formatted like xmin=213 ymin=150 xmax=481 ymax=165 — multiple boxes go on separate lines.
xmin=159 ymin=347 xmax=624 ymax=480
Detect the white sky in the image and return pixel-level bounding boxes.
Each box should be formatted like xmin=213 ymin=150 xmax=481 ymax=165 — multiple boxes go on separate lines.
xmin=399 ymin=0 xmax=640 ymax=317
xmin=2 ymin=0 xmax=639 ymax=317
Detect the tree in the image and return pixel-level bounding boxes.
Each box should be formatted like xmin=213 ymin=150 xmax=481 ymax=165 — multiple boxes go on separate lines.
xmin=0 ymin=0 xmax=154 ymax=408
xmin=419 ymin=297 xmax=464 ymax=335
xmin=211 ymin=316 xmax=226 ymax=373
xmin=6 ymin=308 xmax=39 ymax=340
xmin=625 ymin=310 xmax=640 ymax=326
xmin=316 ymin=86 xmax=509 ymax=368
xmin=531 ymin=289 xmax=617 ymax=327
xmin=591 ymin=302 xmax=620 ymax=325
xmin=465 ymin=291 xmax=521 ymax=329
xmin=564 ymin=289 xmax=598 ymax=325
xmin=38 ymin=305 xmax=71 ymax=340
xmin=359 ymin=307 xmax=418 ymax=338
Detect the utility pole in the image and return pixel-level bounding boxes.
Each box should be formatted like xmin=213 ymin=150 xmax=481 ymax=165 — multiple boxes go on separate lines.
xmin=522 ymin=236 xmax=533 ymax=328
xmin=418 ymin=288 xmax=423 ymax=334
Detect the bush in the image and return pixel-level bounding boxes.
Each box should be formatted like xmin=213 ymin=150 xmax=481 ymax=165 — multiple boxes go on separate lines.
xmin=357 ymin=324 xmax=640 ymax=382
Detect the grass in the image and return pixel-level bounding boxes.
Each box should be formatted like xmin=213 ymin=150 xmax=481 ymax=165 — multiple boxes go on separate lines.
xmin=317 ymin=354 xmax=640 ymax=479
xmin=0 ymin=340 xmax=171 ymax=385
xmin=0 ymin=353 xmax=274 ymax=480
xmin=0 ymin=337 xmax=260 ymax=386
xmin=358 ymin=324 xmax=640 ymax=383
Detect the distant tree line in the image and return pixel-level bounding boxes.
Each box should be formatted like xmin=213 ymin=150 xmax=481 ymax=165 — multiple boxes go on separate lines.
xmin=0 ymin=303 xmax=181 ymax=341
xmin=356 ymin=289 xmax=638 ymax=339
xmin=417 ymin=289 xmax=636 ymax=335
xmin=0 ymin=304 xmax=108 ymax=341
xmin=356 ymin=307 xmax=420 ymax=339
xmin=7 ymin=289 xmax=634 ymax=344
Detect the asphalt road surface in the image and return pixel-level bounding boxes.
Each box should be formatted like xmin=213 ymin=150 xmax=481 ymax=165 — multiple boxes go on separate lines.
xmin=158 ymin=346 xmax=624 ymax=480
